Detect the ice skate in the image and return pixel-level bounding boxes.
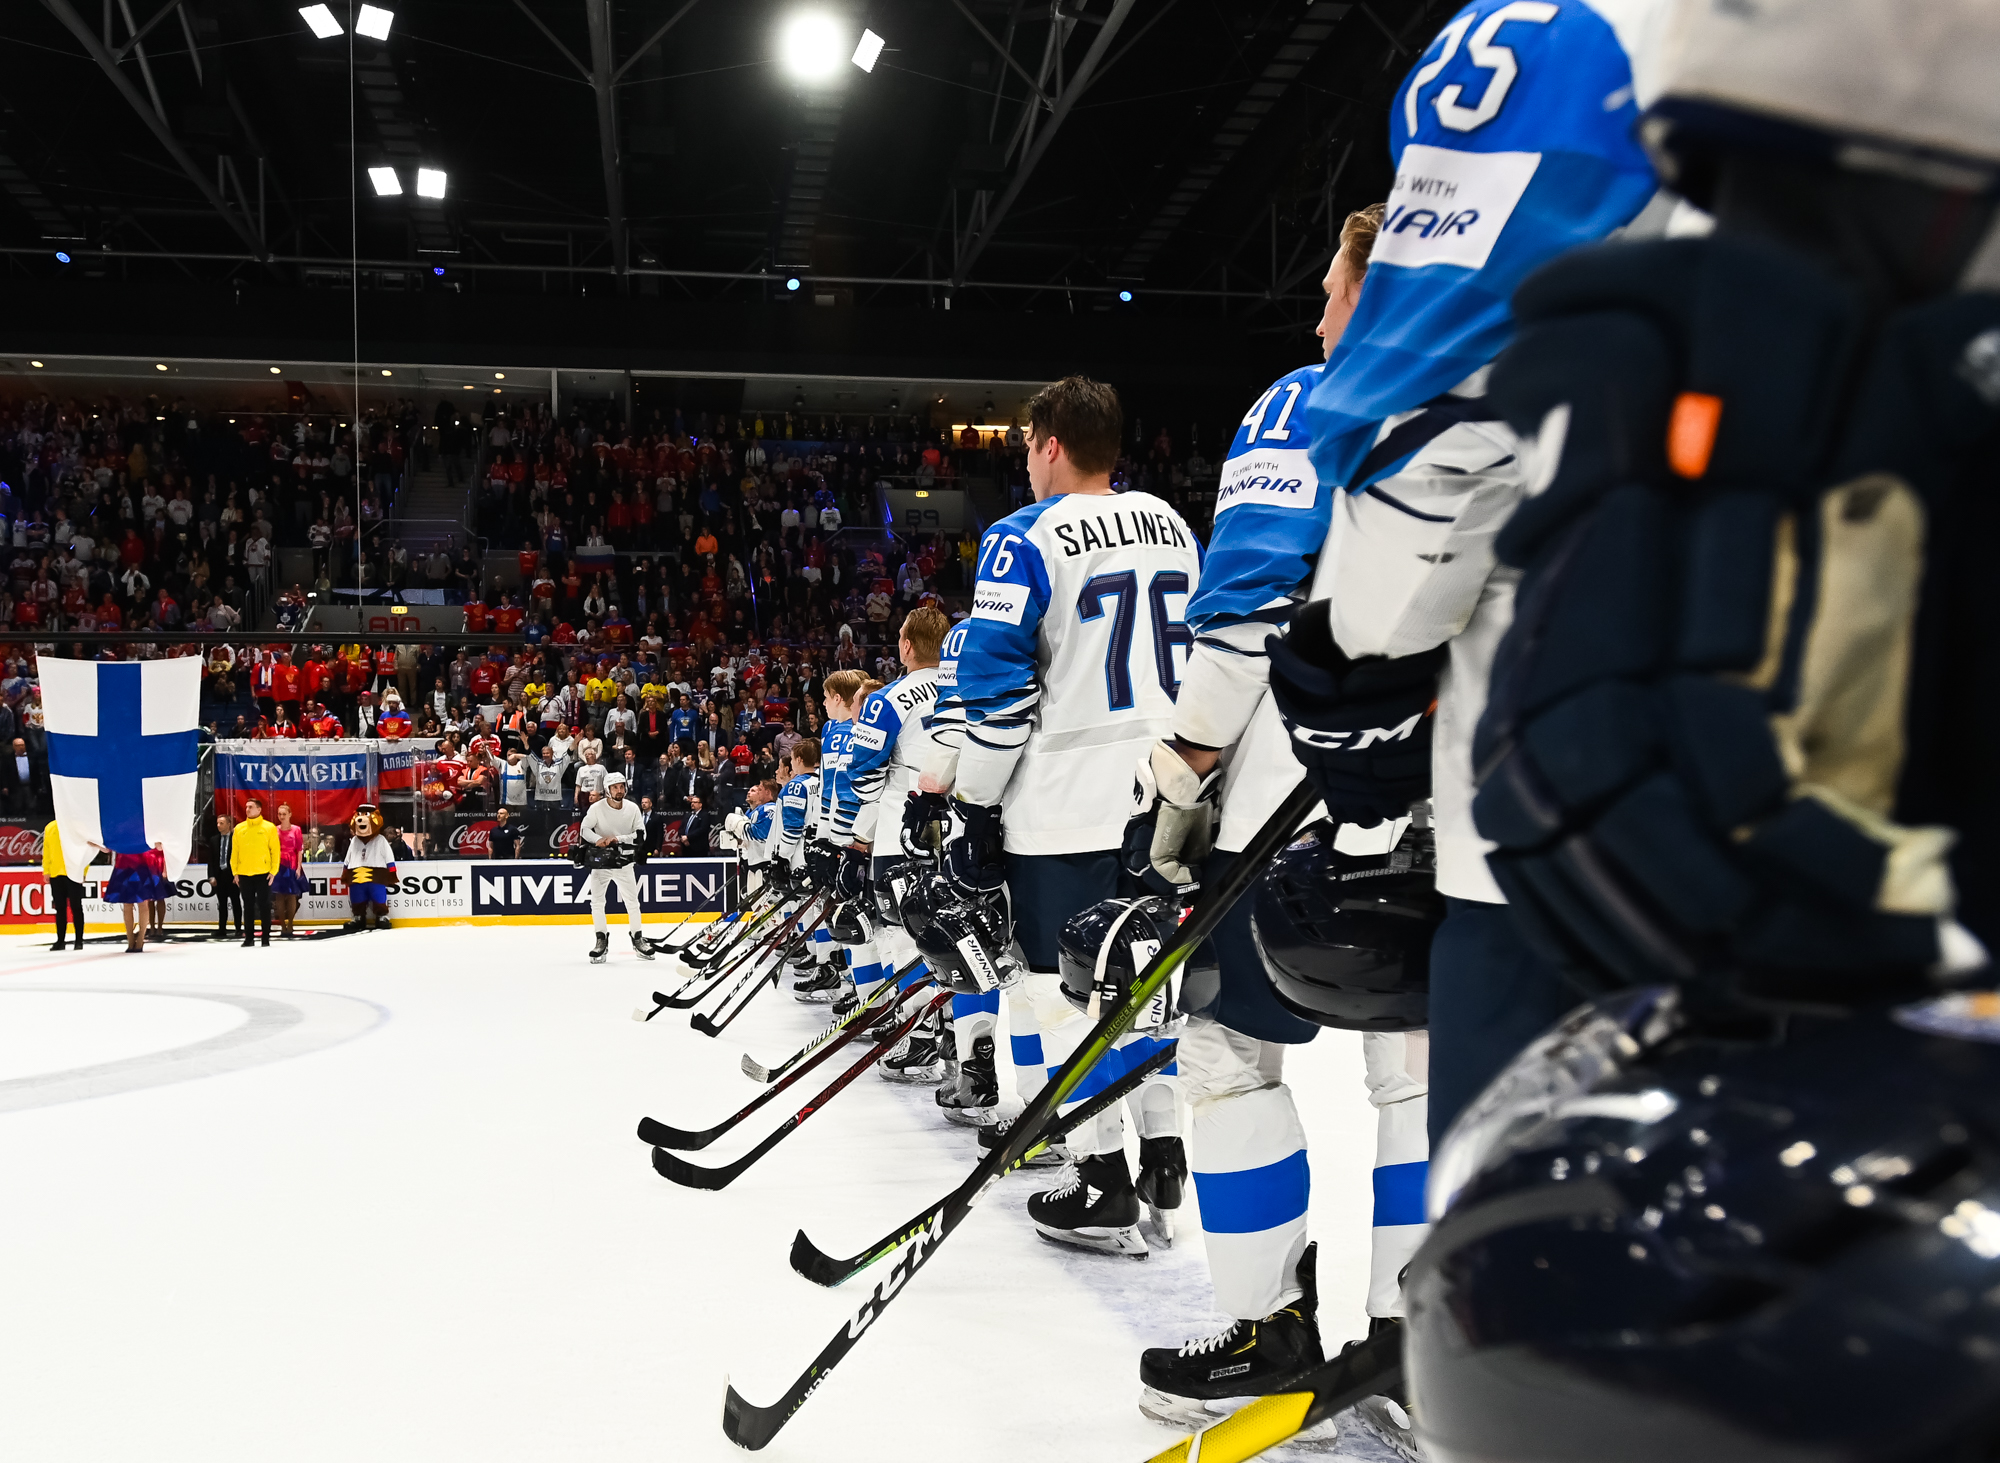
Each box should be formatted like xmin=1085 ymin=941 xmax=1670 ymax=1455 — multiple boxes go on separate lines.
xmin=1136 ymin=1135 xmax=1187 ymax=1246
xmin=1138 ymin=1245 xmax=1326 ymax=1429
xmin=792 ymin=965 xmax=841 ymax=1002
xmin=878 ymin=1025 xmax=943 ymax=1083
xmin=977 ymin=1113 xmax=1068 ymax=1168
xmin=1028 ymin=1152 xmax=1149 ymax=1257
xmin=1350 ymin=1391 xmax=1422 ymax=1463
xmin=630 ymin=930 xmax=654 ymax=960
xmin=935 ymin=1034 xmax=998 ymax=1126
xmin=589 ymin=931 xmax=609 ymax=965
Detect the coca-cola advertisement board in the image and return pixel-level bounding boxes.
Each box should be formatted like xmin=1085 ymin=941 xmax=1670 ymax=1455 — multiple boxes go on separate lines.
xmin=0 ymin=818 xmax=45 ymax=866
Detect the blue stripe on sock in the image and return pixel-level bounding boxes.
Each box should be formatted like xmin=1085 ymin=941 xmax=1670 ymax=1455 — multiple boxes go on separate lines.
xmin=951 ymin=990 xmax=1001 ymax=1020
xmin=1193 ymin=1150 xmax=1310 ymax=1235
xmin=853 ymin=962 xmax=885 ymax=989
xmin=1059 ymin=1034 xmax=1175 ymax=1104
xmin=1373 ymin=1161 xmax=1428 ymax=1228
xmin=898 ymin=961 xmax=929 ymax=992
xmin=1011 ymin=1033 xmax=1044 ymax=1066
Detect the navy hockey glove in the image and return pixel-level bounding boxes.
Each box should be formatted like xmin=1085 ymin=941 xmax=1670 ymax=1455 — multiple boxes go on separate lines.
xmin=943 ymin=798 xmax=1006 ymax=895
xmin=1266 ymin=600 xmax=1445 ymax=829
xmin=835 ymin=844 xmax=871 ymax=901
xmin=804 ymin=840 xmax=841 ymax=891
xmin=901 ymin=791 xmax=952 ymax=862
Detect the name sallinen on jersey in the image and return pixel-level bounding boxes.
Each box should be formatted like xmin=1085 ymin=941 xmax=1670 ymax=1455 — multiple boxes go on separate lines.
xmin=1215 ymin=447 xmax=1317 ymax=516
xmin=1050 ymin=506 xmax=1190 ymax=557
xmin=1373 ymin=143 xmax=1541 ymax=273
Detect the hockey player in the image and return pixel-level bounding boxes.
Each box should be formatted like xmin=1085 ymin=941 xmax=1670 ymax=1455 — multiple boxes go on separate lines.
xmin=923 ymin=374 xmax=1197 ymax=1250
xmin=342 ymin=805 xmax=397 ymax=933
xmin=724 ymin=779 xmax=779 ymax=898
xmin=1130 ymin=0 xmax=1673 ymax=1434
xmin=798 ymin=671 xmax=873 ymax=1005
xmin=822 ymin=608 xmax=971 ymax=1093
xmin=580 ymin=770 xmax=652 ymax=964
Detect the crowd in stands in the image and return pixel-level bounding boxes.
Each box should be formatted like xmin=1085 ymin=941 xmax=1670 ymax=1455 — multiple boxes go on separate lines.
xmin=0 ymin=388 xmax=1225 ymax=860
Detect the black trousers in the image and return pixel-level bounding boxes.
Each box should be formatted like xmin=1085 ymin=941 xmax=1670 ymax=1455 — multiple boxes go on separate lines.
xmin=239 ymin=873 xmax=271 ymax=941
xmin=214 ymin=875 xmax=243 ymax=935
xmin=48 ymin=875 xmax=85 ymax=945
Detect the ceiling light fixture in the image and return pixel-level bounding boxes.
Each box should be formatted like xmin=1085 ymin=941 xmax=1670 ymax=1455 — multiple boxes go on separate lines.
xmin=269 ymin=366 xmax=282 ymax=374
xmin=785 ymin=277 xmax=801 ymax=292
xmin=155 ymin=363 xmax=168 ymax=371
xmin=432 ymin=266 xmax=445 ymax=277
xmin=1118 ymin=289 xmax=1133 ymax=302
xmin=852 ymin=28 xmax=884 ymax=72
xmin=367 ymin=167 xmax=402 ymax=197
xmin=30 ymin=361 xmax=44 ymax=369
xmin=494 ymin=372 xmax=505 ymax=380
xmin=779 ymin=11 xmax=844 ymax=82
xmin=381 ymin=369 xmax=393 ymax=377
xmin=298 ymin=4 xmax=341 ymax=38
xmin=415 ymin=168 xmax=447 ymax=199
xmin=354 ymin=4 xmax=395 ymax=40
xmin=54 ymin=251 xmax=70 ymax=264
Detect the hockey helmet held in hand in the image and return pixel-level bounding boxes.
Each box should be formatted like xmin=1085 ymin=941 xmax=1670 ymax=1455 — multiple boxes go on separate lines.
xmin=1251 ymin=820 xmax=1440 ymax=1032
xmin=1058 ymin=896 xmax=1184 ymax=1023
xmin=872 ymin=861 xmax=915 ymax=929
xmin=911 ymin=883 xmax=1017 ymax=995
xmin=827 ymin=898 xmax=875 ymax=946
xmin=1408 ymin=987 xmax=2000 ymax=1463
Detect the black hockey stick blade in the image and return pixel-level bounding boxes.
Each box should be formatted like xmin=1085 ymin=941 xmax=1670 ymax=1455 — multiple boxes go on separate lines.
xmin=787 ymin=1038 xmax=1179 ymax=1287
xmin=648 ymin=992 xmax=950 ymax=1191
xmin=688 ymin=968 xmax=777 ymax=1039
xmin=638 ymin=979 xmax=935 ymax=1151
xmin=739 ymin=970 xmax=910 ymax=1083
xmin=720 ymin=781 xmax=1317 ymax=1449
xmin=1139 ymin=1323 xmax=1403 ymax=1463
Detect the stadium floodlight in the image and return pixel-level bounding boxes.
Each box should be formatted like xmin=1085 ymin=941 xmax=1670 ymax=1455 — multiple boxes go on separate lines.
xmin=54 ymin=251 xmax=70 ymax=264
xmin=298 ymin=4 xmax=342 ymax=38
xmin=354 ymin=4 xmax=394 ymax=40
xmin=381 ymin=369 xmax=393 ymax=377
xmin=415 ymin=168 xmax=447 ymax=199
xmin=30 ymin=361 xmax=44 ymax=369
xmin=1118 ymin=289 xmax=1133 ymax=302
xmin=852 ymin=28 xmax=884 ymax=72
xmin=779 ymin=11 xmax=843 ymax=81
xmin=269 ymin=366 xmax=282 ymax=374
xmin=786 ymin=277 xmax=801 ymax=292
xmin=367 ymin=167 xmax=402 ymax=197
xmin=155 ymin=363 xmax=168 ymax=371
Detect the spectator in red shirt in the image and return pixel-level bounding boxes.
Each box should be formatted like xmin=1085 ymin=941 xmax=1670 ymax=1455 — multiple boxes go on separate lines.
xmin=518 ymin=541 xmax=540 ymax=582
xmin=469 ymin=656 xmax=500 ymax=700
xmin=464 ymin=600 xmax=491 ymax=633
xmin=493 ymin=596 xmax=525 ymax=633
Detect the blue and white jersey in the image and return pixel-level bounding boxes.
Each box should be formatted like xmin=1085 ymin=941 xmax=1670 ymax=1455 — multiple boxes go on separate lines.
xmin=838 ymin=666 xmax=942 ymax=847
xmin=1175 ymin=363 xmax=1334 ymax=755
xmin=931 ymin=489 xmax=1201 ymax=856
xmin=744 ymin=801 xmax=777 ymax=866
xmin=778 ymin=770 xmax=818 ymax=865
xmin=816 ymin=719 xmax=856 ymax=842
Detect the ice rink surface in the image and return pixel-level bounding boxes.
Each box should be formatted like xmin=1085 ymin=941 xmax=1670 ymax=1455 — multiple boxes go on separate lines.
xmin=0 ymin=921 xmax=1399 ymax=1462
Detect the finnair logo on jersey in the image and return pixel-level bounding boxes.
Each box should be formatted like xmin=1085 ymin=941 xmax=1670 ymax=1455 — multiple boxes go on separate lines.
xmin=1374 ymin=144 xmax=1540 ymax=272
xmin=1216 ymin=448 xmax=1317 ymax=516
xmin=972 ymin=580 xmax=1031 ymax=625
xmin=849 ymin=722 xmax=888 ymax=751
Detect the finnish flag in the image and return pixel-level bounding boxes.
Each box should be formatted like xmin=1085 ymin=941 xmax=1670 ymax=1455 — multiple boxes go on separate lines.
xmin=42 ymin=659 xmax=201 ymax=883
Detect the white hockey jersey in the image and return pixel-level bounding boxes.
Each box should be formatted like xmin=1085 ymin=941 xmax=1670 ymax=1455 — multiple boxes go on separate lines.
xmin=930 ymin=489 xmax=1201 ymax=856
xmin=837 ymin=665 xmax=941 ymax=847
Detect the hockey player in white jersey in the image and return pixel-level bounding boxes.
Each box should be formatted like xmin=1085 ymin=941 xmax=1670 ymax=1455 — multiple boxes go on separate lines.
xmin=1128 ymin=0 xmax=1675 ymax=1435
xmin=775 ymin=740 xmax=827 ymax=984
xmin=579 ymin=771 xmax=653 ymax=964
xmin=924 ymin=375 xmax=1196 ymax=1251
xmin=723 ymin=779 xmax=779 ymax=897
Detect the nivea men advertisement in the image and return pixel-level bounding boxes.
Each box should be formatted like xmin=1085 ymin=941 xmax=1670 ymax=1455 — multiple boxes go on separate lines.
xmin=469 ymin=860 xmax=734 ymax=920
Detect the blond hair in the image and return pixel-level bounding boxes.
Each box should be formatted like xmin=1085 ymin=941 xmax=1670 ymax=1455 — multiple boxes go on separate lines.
xmin=823 ymin=669 xmax=867 ymax=704
xmin=900 ymin=606 xmax=949 ymax=664
xmin=1340 ymin=202 xmax=1387 ymax=276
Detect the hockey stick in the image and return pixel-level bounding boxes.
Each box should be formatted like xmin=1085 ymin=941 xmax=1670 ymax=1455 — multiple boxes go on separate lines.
xmin=648 ymin=990 xmax=954 ymax=1192
xmin=788 ymin=1038 xmax=1180 ymax=1287
xmin=687 ymin=901 xmax=828 ymax=1032
xmin=660 ymin=898 xmax=827 ymax=1011
xmin=721 ymin=780 xmax=1318 ymax=1450
xmin=638 ymin=905 xmax=780 ymax=1018
xmin=689 ymin=964 xmax=781 ymax=1039
xmin=640 ymin=973 xmax=936 ymax=1150
xmin=672 ymin=884 xmax=788 ymax=968
xmin=1139 ymin=1325 xmax=1403 ymax=1463
xmin=740 ymin=969 xmax=916 ymax=1083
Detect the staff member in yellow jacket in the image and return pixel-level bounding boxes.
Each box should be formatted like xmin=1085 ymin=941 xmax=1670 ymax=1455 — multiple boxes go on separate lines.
xmin=42 ymin=819 xmax=84 ymax=952
xmin=230 ymin=796 xmax=280 ymax=948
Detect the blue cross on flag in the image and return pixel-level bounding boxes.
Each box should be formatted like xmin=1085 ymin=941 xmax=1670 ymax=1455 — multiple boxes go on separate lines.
xmin=42 ymin=658 xmax=202 ymax=882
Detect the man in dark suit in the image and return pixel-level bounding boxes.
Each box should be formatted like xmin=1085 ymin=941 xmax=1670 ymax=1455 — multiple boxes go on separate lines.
xmin=212 ymin=813 xmax=242 ymax=939
xmin=1 ymin=735 xmax=47 ymax=820
xmin=679 ymin=792 xmax=718 ymax=858
xmin=656 ymin=747 xmax=697 ymax=813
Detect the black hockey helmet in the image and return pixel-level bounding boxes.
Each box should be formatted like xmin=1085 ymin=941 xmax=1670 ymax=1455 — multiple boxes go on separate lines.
xmin=872 ymin=862 xmax=915 ymax=930
xmin=1058 ymin=896 xmax=1182 ymax=1020
xmin=909 ymin=876 xmax=1015 ymax=995
xmin=827 ymin=898 xmax=874 ymax=945
xmin=1408 ymin=987 xmax=2000 ymax=1463
xmin=1250 ymin=821 xmax=1441 ymax=1032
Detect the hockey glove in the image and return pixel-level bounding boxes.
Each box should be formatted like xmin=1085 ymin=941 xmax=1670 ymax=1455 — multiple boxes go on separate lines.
xmin=943 ymin=798 xmax=1006 ymax=896
xmin=1266 ymin=600 xmax=1445 ymax=829
xmin=835 ymin=843 xmax=871 ymax=902
xmin=1124 ymin=740 xmax=1219 ymax=896
xmin=804 ymin=839 xmax=842 ymax=891
xmin=900 ymin=790 xmax=953 ymax=862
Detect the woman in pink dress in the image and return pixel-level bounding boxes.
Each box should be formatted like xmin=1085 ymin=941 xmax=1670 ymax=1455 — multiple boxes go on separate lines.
xmin=270 ymin=802 xmax=309 ymax=939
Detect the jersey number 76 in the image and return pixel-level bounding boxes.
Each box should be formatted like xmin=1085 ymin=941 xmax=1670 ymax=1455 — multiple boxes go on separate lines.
xmin=1077 ymin=571 xmax=1193 ymax=709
